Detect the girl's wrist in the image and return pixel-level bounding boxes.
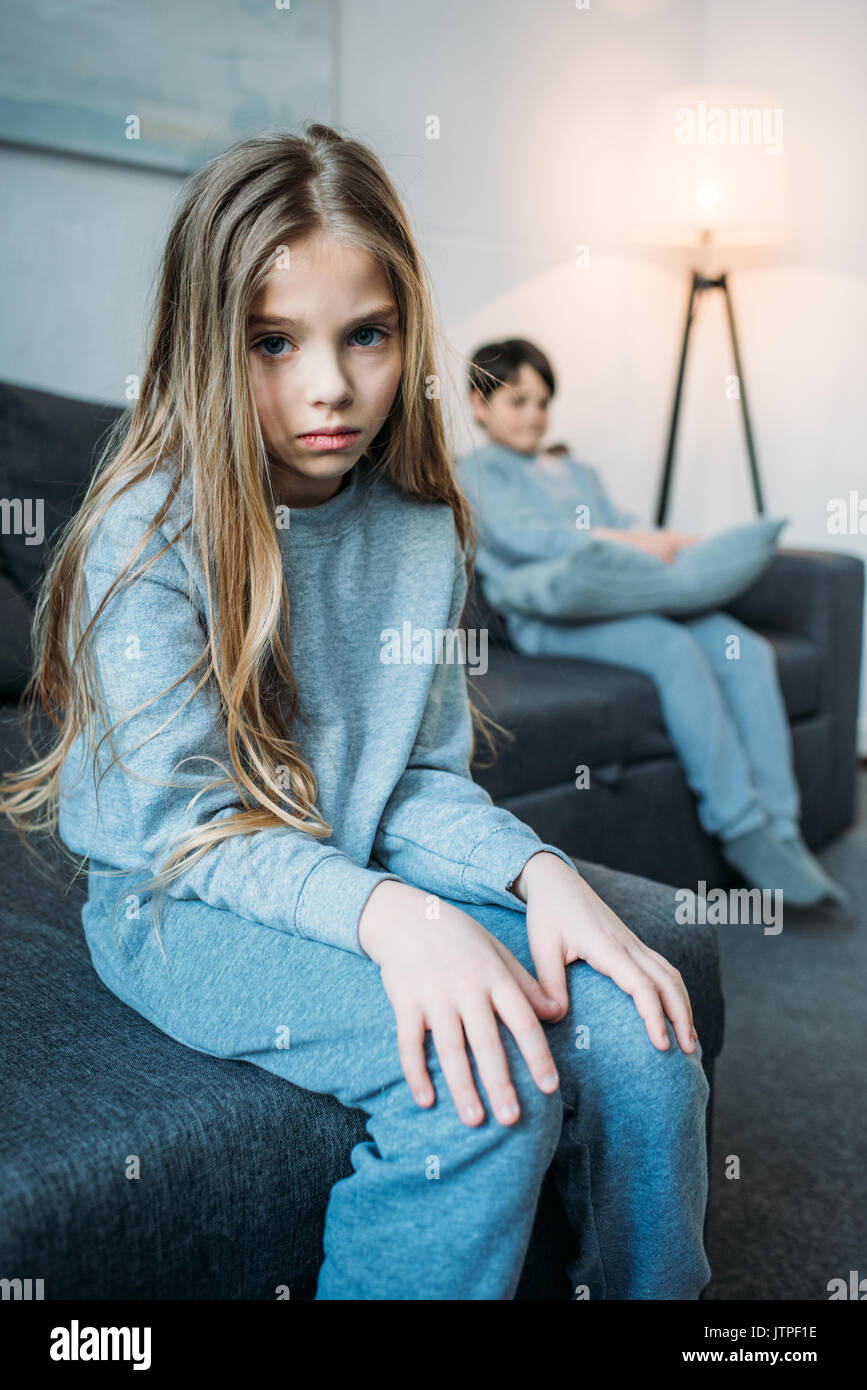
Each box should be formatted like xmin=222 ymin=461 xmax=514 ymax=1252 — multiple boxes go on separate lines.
xmin=358 ymin=879 xmax=420 ymax=961
xmin=511 ymin=850 xmax=579 ymax=904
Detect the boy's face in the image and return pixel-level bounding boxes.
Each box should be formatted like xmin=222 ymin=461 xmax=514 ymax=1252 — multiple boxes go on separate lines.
xmin=247 ymin=230 xmax=402 ymax=508
xmin=469 ymin=363 xmax=551 ymax=455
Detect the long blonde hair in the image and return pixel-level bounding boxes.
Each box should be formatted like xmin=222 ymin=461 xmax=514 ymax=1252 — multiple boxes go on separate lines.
xmin=0 ymin=122 xmax=511 ymax=955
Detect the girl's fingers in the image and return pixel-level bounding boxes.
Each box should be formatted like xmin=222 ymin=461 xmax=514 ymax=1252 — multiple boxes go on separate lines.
xmin=395 ymin=1004 xmax=435 ymax=1107
xmin=631 ymin=979 xmax=672 ymax=1050
xmin=595 ymin=946 xmax=671 ymax=1050
xmin=460 ymin=998 xmax=525 ymax=1125
xmin=590 ymin=942 xmax=697 ymax=1054
xmin=625 ymin=946 xmax=697 ymax=1053
xmin=427 ymin=1005 xmax=486 ymax=1127
xmin=493 ymin=938 xmax=565 ymax=1018
xmin=522 ymin=936 xmax=569 ymax=1015
xmin=632 ymin=941 xmax=694 ymax=1019
xmin=491 ymin=983 xmax=561 ymax=1099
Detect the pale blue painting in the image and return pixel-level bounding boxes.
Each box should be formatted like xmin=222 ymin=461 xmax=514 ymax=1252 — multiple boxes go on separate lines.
xmin=0 ymin=0 xmax=334 ymax=173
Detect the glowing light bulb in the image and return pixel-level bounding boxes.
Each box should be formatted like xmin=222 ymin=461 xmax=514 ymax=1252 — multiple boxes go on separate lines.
xmin=696 ymin=182 xmax=721 ymax=209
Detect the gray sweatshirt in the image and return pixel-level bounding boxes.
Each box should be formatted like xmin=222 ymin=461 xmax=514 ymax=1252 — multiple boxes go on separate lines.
xmin=58 ymin=453 xmax=574 ymax=957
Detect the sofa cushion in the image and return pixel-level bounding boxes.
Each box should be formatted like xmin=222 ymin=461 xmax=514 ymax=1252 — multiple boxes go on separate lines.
xmin=1 ymin=898 xmax=367 ymax=1299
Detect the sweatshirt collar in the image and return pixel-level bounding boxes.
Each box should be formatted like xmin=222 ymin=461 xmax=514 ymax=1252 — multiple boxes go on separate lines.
xmin=275 ymin=455 xmax=374 ymax=544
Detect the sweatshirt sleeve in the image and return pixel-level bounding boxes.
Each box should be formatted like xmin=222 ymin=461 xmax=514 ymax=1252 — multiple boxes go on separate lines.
xmin=60 ymin=523 xmax=402 ymax=957
xmin=372 ymin=527 xmax=576 ymax=908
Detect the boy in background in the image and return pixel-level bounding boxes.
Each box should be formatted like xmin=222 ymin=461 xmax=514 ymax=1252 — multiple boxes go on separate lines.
xmin=456 ymin=337 xmax=845 ymax=907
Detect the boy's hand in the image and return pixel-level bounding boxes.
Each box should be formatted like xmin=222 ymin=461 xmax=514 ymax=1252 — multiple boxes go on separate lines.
xmin=513 ymin=852 xmax=698 ymax=1055
xmin=593 ymin=527 xmax=698 ymax=564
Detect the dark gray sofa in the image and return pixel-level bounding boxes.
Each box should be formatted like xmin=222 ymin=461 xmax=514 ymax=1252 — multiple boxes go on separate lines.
xmin=0 ymin=379 xmax=860 ymax=1299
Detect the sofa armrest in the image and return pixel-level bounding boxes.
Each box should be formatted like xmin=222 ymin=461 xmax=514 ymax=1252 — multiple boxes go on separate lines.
xmin=727 ymin=547 xmax=865 ymax=834
xmin=725 ymin=547 xmax=863 ymax=640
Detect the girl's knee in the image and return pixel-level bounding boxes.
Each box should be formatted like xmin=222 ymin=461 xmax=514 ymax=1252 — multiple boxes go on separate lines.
xmin=481 ymin=1019 xmax=565 ymax=1150
xmin=565 ymin=966 xmax=708 ymax=1106
xmin=421 ymin=1020 xmax=564 ymax=1166
xmin=490 ymin=1079 xmax=564 ymax=1181
xmin=630 ymin=1020 xmax=711 ymax=1125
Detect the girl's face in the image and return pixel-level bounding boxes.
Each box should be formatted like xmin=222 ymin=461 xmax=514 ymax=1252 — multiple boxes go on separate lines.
xmin=247 ymin=231 xmax=402 ymax=508
xmin=470 ymin=363 xmax=551 ymax=456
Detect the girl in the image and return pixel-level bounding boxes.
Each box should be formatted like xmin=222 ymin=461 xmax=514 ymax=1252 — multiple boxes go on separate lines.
xmin=0 ymin=125 xmax=710 ymax=1300
xmin=458 ymin=337 xmax=847 ymax=909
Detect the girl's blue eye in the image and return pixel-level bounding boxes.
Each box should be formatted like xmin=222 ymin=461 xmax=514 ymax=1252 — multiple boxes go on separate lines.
xmin=253 ymin=327 xmax=386 ymax=357
xmin=349 ymin=325 xmax=385 ymax=347
xmin=256 ymin=335 xmax=292 ymax=358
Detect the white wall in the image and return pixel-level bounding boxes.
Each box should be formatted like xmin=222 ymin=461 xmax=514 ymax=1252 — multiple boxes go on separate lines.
xmin=2 ymin=0 xmax=865 ymax=744
xmin=336 ymin=0 xmax=703 ymax=516
xmin=696 ymin=0 xmax=867 ymax=749
xmin=0 ymin=145 xmax=181 ymax=401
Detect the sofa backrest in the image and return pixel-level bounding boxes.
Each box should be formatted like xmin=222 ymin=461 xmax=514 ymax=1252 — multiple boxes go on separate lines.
xmin=0 ymin=380 xmax=126 ymax=601
xmin=464 ymin=565 xmax=512 ymax=648
xmin=0 ymin=380 xmax=126 ymax=697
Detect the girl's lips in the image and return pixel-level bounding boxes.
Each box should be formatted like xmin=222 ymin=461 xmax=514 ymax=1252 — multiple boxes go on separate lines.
xmin=296 ymin=430 xmax=361 ymax=452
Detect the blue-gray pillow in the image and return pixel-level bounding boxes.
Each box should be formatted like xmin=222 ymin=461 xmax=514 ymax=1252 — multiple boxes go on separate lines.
xmin=482 ymin=517 xmax=788 ymax=622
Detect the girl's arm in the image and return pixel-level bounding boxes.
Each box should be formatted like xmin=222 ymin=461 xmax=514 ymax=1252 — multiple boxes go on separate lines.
xmin=372 ymin=526 xmax=575 ymax=906
xmin=61 ymin=514 xmax=401 ymax=957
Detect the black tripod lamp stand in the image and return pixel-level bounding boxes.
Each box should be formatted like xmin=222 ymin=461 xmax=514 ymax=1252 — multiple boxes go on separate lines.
xmin=656 ymin=269 xmax=765 ymax=526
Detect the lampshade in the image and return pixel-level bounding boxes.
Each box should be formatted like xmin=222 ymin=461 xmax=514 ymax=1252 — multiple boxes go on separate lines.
xmin=631 ymin=85 xmax=792 ymax=248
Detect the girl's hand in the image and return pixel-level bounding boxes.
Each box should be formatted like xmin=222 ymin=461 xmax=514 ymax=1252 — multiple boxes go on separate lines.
xmin=513 ymin=853 xmax=698 ymax=1055
xmin=592 ymin=527 xmax=698 ymax=564
xmin=358 ymin=880 xmax=563 ymax=1128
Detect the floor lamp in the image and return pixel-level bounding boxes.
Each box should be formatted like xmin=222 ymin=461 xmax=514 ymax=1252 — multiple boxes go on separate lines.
xmin=632 ymin=86 xmax=792 ymax=527
xmin=656 ymin=266 xmax=764 ymax=526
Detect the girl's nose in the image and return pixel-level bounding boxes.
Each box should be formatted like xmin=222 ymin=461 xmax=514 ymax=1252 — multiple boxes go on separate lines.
xmin=305 ymin=358 xmax=353 ymax=409
xmin=311 ymin=388 xmax=352 ymax=411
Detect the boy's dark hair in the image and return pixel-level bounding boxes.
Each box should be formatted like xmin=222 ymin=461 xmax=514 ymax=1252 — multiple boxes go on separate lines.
xmin=467 ymin=338 xmax=556 ymax=401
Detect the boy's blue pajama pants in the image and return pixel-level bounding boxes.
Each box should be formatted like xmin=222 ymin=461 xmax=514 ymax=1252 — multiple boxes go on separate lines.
xmin=83 ymin=857 xmax=712 ymax=1301
xmin=514 ymin=610 xmax=800 ymax=842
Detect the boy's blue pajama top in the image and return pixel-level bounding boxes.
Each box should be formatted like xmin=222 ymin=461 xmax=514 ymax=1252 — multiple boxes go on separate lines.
xmin=57 ymin=450 xmax=711 ymax=1300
